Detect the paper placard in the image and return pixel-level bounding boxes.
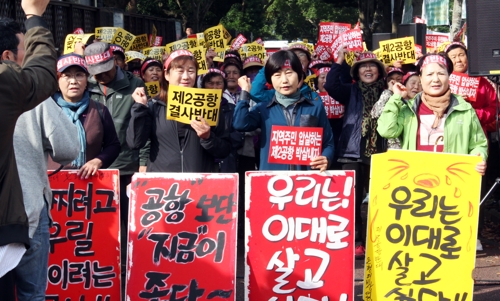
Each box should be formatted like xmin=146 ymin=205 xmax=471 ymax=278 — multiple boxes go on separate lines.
xmin=130 ymin=34 xmax=149 ymax=51
xmin=141 ymin=47 xmax=165 ymax=62
xmin=190 ymin=46 xmax=209 ymax=75
xmin=449 ymin=72 xmax=480 ymax=102
xmin=230 ymin=34 xmax=247 ymax=50
xmin=319 ymin=92 xmax=345 ymax=119
xmin=342 ymin=29 xmax=364 ymax=52
xmin=364 ymin=150 xmax=481 ymax=301
xmin=165 ymin=39 xmax=190 ymax=54
xmin=95 ymin=27 xmax=117 ymax=43
xmin=268 ymin=125 xmax=323 ymax=165
xmin=379 ymin=36 xmax=416 ymax=64
xmin=166 ymin=86 xmax=222 ymax=126
xmin=111 ymin=28 xmax=135 ymax=51
xmin=145 ymin=81 xmax=160 ymax=98
xmin=204 ymin=25 xmax=226 ymax=52
xmin=125 ymin=51 xmax=146 ymax=63
xmin=239 ymin=43 xmax=266 ymax=61
xmin=425 ymin=34 xmax=449 ymax=53
xmin=63 ymin=33 xmax=94 ymax=55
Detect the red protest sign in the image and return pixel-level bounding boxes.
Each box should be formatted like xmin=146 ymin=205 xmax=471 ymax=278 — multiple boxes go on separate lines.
xmin=73 ymin=28 xmax=84 ymax=34
xmin=454 ymin=22 xmax=467 ymax=42
xmin=342 ymin=29 xmax=364 ymax=52
xmin=330 ymin=35 xmax=344 ymax=63
xmin=449 ymin=72 xmax=480 ymax=101
xmin=126 ymin=173 xmax=238 ymax=300
xmin=255 ymin=37 xmax=264 ymax=46
xmin=414 ymin=17 xmax=426 ymax=24
xmin=46 ymin=169 xmax=120 ymax=300
xmin=319 ymin=92 xmax=345 ymax=119
xmin=425 ymin=34 xmax=449 ymax=51
xmin=317 ymin=22 xmax=351 ymax=47
xmin=268 ymin=125 xmax=323 ymax=165
xmin=245 ymin=171 xmax=355 ymax=301
xmin=231 ymin=33 xmax=247 ymax=50
xmin=315 ymin=44 xmax=332 ymax=61
xmin=415 ymin=44 xmax=423 ymax=56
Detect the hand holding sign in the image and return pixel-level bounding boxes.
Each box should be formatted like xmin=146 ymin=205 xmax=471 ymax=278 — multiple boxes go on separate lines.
xmin=77 ymin=158 xmax=103 ymax=179
xmin=310 ymin=156 xmax=328 ymax=172
xmin=74 ymin=41 xmax=85 ymax=56
xmin=238 ymin=75 xmax=252 ymax=92
xmin=132 ymin=87 xmax=148 ymax=106
xmin=190 ymin=117 xmax=211 ymax=140
xmin=476 ymin=154 xmax=487 ymax=176
xmin=336 ymin=46 xmax=348 ymax=64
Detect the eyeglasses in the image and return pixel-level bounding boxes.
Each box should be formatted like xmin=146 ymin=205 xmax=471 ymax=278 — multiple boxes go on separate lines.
xmin=60 ymin=72 xmax=87 ymax=82
xmin=359 ymin=63 xmax=377 ymax=70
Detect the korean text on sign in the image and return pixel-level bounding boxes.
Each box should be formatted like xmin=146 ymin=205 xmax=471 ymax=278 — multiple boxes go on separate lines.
xmin=190 ymin=46 xmax=209 ymax=75
xmin=131 ymin=34 xmax=149 ymax=51
xmin=364 ymin=150 xmax=481 ymax=301
xmin=239 ymin=43 xmax=266 ymax=61
xmin=167 ymin=86 xmax=222 ymax=126
xmin=111 ymin=28 xmax=136 ymax=51
xmin=379 ymin=36 xmax=416 ymax=64
xmin=341 ymin=29 xmax=364 ymax=52
xmin=204 ymin=25 xmax=226 ymax=51
xmin=145 ymin=81 xmax=160 ymax=98
xmin=449 ymin=72 xmax=480 ymax=102
xmin=46 ymin=170 xmax=120 ymax=301
xmin=141 ymin=47 xmax=165 ymax=62
xmin=126 ymin=173 xmax=238 ymax=301
xmin=63 ymin=34 xmax=94 ymax=55
xmin=245 ymin=171 xmax=355 ymax=301
xmin=268 ymin=125 xmax=323 ymax=165
xmin=425 ymin=34 xmax=449 ymax=51
xmin=95 ymin=27 xmax=117 ymax=43
xmin=319 ymin=92 xmax=345 ymax=119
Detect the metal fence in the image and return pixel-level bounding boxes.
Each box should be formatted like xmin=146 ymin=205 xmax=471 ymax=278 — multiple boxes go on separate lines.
xmin=0 ymin=0 xmax=180 ymax=53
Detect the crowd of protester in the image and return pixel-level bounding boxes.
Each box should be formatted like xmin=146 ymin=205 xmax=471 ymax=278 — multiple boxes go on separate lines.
xmin=1 ymin=4 xmax=499 ymax=298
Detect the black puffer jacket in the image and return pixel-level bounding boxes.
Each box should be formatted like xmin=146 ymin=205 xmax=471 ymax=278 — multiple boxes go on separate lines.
xmin=126 ymin=98 xmax=231 ymax=172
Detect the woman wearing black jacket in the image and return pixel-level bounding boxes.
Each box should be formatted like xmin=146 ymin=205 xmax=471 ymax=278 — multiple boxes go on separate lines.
xmin=126 ymin=50 xmax=230 ymax=172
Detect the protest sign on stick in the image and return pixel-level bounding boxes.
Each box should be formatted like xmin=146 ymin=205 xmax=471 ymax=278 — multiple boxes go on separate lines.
xmin=364 ymin=150 xmax=481 ymax=301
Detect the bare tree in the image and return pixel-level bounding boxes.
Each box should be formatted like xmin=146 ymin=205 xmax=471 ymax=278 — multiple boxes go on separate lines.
xmin=450 ymin=0 xmax=464 ymax=40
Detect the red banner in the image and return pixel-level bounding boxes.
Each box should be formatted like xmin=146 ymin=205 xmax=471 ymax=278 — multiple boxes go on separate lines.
xmin=415 ymin=44 xmax=423 ymax=56
xmin=425 ymin=34 xmax=449 ymax=51
xmin=319 ymin=92 xmax=345 ymax=119
xmin=47 ymin=170 xmax=121 ymax=300
xmin=126 ymin=173 xmax=238 ymax=300
xmin=149 ymin=35 xmax=163 ymax=46
xmin=245 ymin=171 xmax=355 ymax=301
xmin=449 ymin=72 xmax=480 ymax=101
xmin=330 ymin=35 xmax=344 ymax=63
xmin=268 ymin=126 xmax=323 ymax=165
xmin=317 ymin=22 xmax=351 ymax=47
xmin=342 ymin=29 xmax=364 ymax=52
xmin=231 ymin=33 xmax=247 ymax=50
xmin=314 ymin=44 xmax=332 ymax=61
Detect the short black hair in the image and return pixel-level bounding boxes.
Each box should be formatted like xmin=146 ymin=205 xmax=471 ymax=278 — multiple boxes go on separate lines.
xmin=0 ymin=18 xmax=22 ymax=58
xmin=221 ymin=62 xmax=242 ymax=76
xmin=417 ymin=53 xmax=454 ymax=75
xmin=264 ymin=50 xmax=304 ymax=84
xmin=201 ymin=72 xmax=227 ymax=91
xmin=445 ymin=44 xmax=468 ymax=56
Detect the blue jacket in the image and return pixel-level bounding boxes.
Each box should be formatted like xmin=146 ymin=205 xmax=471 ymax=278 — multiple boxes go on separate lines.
xmin=233 ymin=91 xmax=335 ymax=171
xmin=324 ymin=62 xmax=383 ymax=160
xmin=250 ymin=67 xmax=320 ymax=103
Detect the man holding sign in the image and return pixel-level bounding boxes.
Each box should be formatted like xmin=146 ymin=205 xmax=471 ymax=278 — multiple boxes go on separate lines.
xmin=127 ymin=49 xmax=230 ymax=172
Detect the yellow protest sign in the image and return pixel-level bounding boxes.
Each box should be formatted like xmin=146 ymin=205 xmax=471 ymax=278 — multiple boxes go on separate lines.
xmin=63 ymin=33 xmax=94 ymax=55
xmin=167 ymin=86 xmax=222 ymax=126
xmin=151 ymin=24 xmax=157 ymax=47
xmin=111 ymin=28 xmax=135 ymax=51
xmin=363 ymin=41 xmax=368 ymax=51
xmin=204 ymin=25 xmax=225 ymax=52
xmin=438 ymin=41 xmax=451 ymax=53
xmin=222 ymin=26 xmax=232 ymax=46
xmin=364 ymin=150 xmax=481 ymax=301
xmin=213 ymin=50 xmax=225 ymax=63
xmin=379 ymin=36 xmax=416 ymax=65
xmin=306 ymin=43 xmax=315 ymax=54
xmin=125 ymin=51 xmax=146 ymax=63
xmin=95 ymin=27 xmax=117 ymax=43
xmin=187 ymin=37 xmax=198 ymax=49
xmin=197 ymin=33 xmax=206 ymax=48
xmin=304 ymin=74 xmax=316 ymax=91
xmin=145 ymin=81 xmax=160 ymax=98
xmin=190 ymin=46 xmax=208 ymax=75
xmin=239 ymin=43 xmax=266 ymax=61
xmin=141 ymin=47 xmax=165 ymax=62
xmin=130 ymin=34 xmax=149 ymax=51
xmin=165 ymin=39 xmax=190 ymax=54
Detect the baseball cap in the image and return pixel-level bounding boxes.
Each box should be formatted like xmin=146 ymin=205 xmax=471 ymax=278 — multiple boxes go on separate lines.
xmin=84 ymin=42 xmax=115 ymax=75
xmin=57 ymin=54 xmax=88 ymax=73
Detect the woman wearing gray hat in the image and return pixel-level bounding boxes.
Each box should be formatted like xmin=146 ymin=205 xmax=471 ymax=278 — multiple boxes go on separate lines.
xmin=324 ymin=46 xmax=387 ymax=258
